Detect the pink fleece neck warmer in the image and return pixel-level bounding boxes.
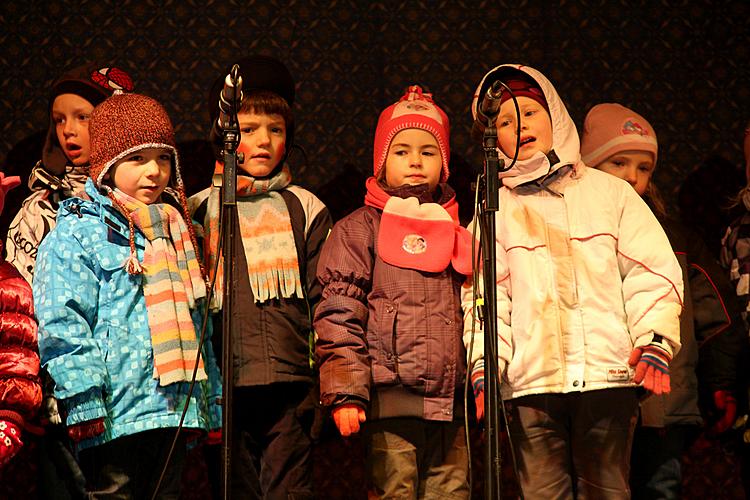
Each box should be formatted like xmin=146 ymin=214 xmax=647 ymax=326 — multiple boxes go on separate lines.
xmin=364 ymin=177 xmax=475 ymax=275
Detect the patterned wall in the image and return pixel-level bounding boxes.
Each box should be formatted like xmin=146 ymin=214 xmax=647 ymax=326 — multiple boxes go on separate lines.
xmin=1 ymin=1 xmax=749 ymax=498
xmin=1 ymin=0 xmax=748 ymax=218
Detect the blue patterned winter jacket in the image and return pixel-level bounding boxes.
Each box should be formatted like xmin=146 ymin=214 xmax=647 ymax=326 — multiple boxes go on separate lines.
xmin=33 ymin=179 xmax=222 ymax=450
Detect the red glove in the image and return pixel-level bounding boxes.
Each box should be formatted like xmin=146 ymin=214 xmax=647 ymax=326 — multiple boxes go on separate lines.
xmin=709 ymin=390 xmax=737 ymax=436
xmin=332 ymin=404 xmax=366 ymax=437
xmin=0 ymin=420 xmax=23 ymax=467
xmin=67 ymin=418 xmax=105 ymax=443
xmin=206 ymin=428 xmax=222 ymax=446
xmin=471 ymin=368 xmax=485 ymax=421
xmin=629 ymin=336 xmax=672 ymax=395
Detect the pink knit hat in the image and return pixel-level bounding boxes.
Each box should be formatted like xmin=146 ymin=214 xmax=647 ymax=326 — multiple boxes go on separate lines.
xmin=373 ymin=85 xmax=450 ymax=183
xmin=580 ymin=103 xmax=658 ymax=167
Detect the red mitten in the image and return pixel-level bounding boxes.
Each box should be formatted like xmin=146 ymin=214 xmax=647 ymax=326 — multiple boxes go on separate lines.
xmin=628 ymin=335 xmax=672 ymax=395
xmin=471 ymin=368 xmax=485 ymax=421
xmin=332 ymin=404 xmax=366 ymax=437
xmin=206 ymin=428 xmax=222 ymax=446
xmin=67 ymin=418 xmax=105 ymax=443
xmin=709 ymin=390 xmax=737 ymax=436
xmin=0 ymin=420 xmax=23 ymax=467
xmin=0 ymin=172 xmax=21 ymax=215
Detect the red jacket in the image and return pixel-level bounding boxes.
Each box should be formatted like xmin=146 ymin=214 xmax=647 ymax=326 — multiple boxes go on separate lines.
xmin=0 ymin=260 xmax=42 ymax=428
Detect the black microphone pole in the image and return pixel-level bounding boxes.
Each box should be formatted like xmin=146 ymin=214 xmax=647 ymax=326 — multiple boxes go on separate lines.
xmin=477 ymin=84 xmax=504 ymax=500
xmin=220 ymin=64 xmax=242 ymax=500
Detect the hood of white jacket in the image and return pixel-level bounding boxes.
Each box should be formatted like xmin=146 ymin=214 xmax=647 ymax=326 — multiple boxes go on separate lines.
xmin=472 ymin=64 xmax=581 ymax=188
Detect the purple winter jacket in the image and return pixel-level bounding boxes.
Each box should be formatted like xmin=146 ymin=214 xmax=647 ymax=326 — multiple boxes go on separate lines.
xmin=314 ymin=195 xmax=467 ymax=422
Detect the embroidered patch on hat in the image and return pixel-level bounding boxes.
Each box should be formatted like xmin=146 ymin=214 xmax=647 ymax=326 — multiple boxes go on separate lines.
xmin=402 ymin=234 xmax=427 ymax=254
xmin=606 ymin=367 xmax=630 ymax=382
xmin=90 ymin=67 xmax=135 ymax=92
xmin=622 ymin=120 xmax=648 ymax=136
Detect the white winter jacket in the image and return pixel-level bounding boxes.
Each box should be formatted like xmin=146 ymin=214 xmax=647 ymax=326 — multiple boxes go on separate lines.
xmin=463 ymin=65 xmax=683 ymax=400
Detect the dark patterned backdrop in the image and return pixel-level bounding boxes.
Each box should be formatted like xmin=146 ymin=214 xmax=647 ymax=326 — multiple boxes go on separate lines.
xmin=1 ymin=1 xmax=749 ymax=498
xmin=1 ymin=0 xmax=749 ymax=211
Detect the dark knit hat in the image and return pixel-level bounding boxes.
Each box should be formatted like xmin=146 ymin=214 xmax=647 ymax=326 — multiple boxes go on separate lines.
xmin=89 ymin=93 xmax=178 ymax=188
xmin=373 ymin=85 xmax=451 ymax=183
xmin=208 ymin=56 xmax=296 ymax=161
xmin=43 ymin=64 xmax=134 ymax=175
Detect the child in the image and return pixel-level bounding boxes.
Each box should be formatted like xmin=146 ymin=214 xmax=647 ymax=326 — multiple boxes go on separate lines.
xmin=189 ymin=56 xmax=332 ymax=499
xmin=33 ymin=92 xmax=221 ymax=499
xmin=314 ymin=85 xmax=474 ymax=499
xmin=5 ymin=63 xmax=134 ymax=283
xmin=582 ymin=103 xmax=743 ymax=498
xmin=0 ymin=172 xmax=42 ymax=468
xmin=720 ymin=118 xmax=750 ymax=494
xmin=464 ymin=65 xmax=684 ymax=499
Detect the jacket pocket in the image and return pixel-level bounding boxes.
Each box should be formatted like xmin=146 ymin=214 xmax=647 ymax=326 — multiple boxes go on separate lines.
xmin=369 ymin=300 xmax=398 ymax=386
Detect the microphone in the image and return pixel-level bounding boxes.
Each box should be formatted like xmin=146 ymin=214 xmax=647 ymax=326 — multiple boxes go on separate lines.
xmin=217 ymin=64 xmax=243 ymax=129
xmin=471 ymin=80 xmax=504 ymax=141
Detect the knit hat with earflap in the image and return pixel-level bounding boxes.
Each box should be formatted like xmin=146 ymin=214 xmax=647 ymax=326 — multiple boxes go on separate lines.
xmin=373 ymin=85 xmax=451 ymax=183
xmin=43 ymin=64 xmax=134 ymax=175
xmin=580 ymin=103 xmax=658 ymax=168
xmin=88 ymin=92 xmax=199 ymax=276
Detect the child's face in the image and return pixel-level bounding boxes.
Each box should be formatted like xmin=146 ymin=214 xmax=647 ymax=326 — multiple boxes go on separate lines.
xmin=108 ymin=147 xmax=172 ymax=204
xmin=595 ymin=150 xmax=655 ymax=196
xmin=384 ymin=128 xmax=442 ymax=192
xmin=52 ymin=93 xmax=95 ymax=167
xmin=237 ymin=111 xmax=286 ymax=178
xmin=496 ymin=96 xmax=552 ymax=161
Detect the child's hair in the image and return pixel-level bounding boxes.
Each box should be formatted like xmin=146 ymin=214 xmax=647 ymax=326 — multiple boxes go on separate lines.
xmin=372 ymin=85 xmax=451 ymax=184
xmin=43 ymin=64 xmax=134 ymax=175
xmin=87 ymin=92 xmax=203 ymax=277
xmin=240 ymin=89 xmax=293 ymax=136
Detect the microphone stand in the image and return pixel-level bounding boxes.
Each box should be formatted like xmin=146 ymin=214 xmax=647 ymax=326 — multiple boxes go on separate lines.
xmin=479 ymin=118 xmax=504 ymax=500
xmin=219 ymin=65 xmax=242 ymax=500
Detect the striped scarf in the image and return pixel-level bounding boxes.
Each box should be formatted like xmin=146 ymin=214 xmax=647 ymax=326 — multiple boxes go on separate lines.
xmin=112 ymin=189 xmax=208 ymax=386
xmin=205 ymin=163 xmax=303 ymax=308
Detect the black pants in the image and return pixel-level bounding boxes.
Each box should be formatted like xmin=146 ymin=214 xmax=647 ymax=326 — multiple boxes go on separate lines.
xmin=208 ymin=382 xmax=317 ymax=500
xmin=79 ymin=429 xmax=187 ymax=499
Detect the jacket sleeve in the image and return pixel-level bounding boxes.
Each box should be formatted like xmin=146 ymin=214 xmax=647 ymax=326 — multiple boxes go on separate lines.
xmin=33 ymin=228 xmax=107 ymax=425
xmin=304 ymin=203 xmax=333 ymax=309
xmin=0 ymin=261 xmax=42 ymax=427
xmin=313 ymin=212 xmax=373 ymax=406
xmin=616 ymin=188 xmax=684 ymax=353
xmin=685 ymin=230 xmax=743 ymax=393
xmin=460 ymin=220 xmax=513 ymax=375
xmin=4 ymin=196 xmax=47 ymax=285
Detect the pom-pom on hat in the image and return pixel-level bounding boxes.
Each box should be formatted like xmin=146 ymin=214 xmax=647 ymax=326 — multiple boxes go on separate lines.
xmin=88 ymin=93 xmax=178 ymax=188
xmin=580 ymin=103 xmax=658 ymax=168
xmin=44 ymin=64 xmax=135 ymax=175
xmin=373 ymin=85 xmax=451 ymax=183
